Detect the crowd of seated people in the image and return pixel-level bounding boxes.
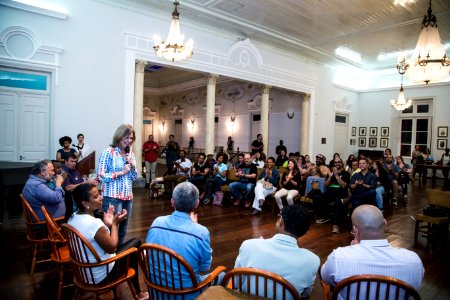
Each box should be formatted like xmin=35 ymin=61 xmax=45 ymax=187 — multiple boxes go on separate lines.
xmin=22 ymin=139 xmax=426 ymax=299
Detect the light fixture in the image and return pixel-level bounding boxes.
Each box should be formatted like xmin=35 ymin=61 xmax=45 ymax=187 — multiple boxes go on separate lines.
xmin=396 ymin=0 xmax=450 ymax=84
xmin=153 ymin=1 xmax=193 ymax=62
xmin=187 ymin=116 xmax=195 ymax=130
xmin=391 ymin=75 xmax=412 ymax=111
xmin=161 ymin=118 xmax=166 ymax=131
xmin=287 ymin=107 xmax=295 ymax=119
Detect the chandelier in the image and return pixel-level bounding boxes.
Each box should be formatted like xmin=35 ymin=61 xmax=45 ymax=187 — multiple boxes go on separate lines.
xmin=153 ymin=1 xmax=193 ymax=62
xmin=396 ymin=0 xmax=450 ymax=84
xmin=391 ymin=75 xmax=412 ymax=111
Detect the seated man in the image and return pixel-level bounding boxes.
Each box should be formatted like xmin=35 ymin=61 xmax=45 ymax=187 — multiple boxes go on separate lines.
xmin=62 ymin=154 xmax=98 ymax=219
xmin=22 ymin=159 xmax=65 ymax=220
xmin=383 ymin=154 xmax=400 ymax=206
xmin=163 ymin=149 xmax=192 ymax=194
xmin=349 ymin=158 xmax=376 ymax=209
xmin=321 ymin=204 xmax=424 ymax=296
xmin=229 ymin=153 xmax=257 ymax=208
xmin=250 ymin=157 xmax=280 ymax=215
xmin=188 ymin=153 xmax=210 ymax=198
xmin=146 ymin=182 xmax=219 ymax=299
xmin=235 ymin=204 xmax=320 ymax=298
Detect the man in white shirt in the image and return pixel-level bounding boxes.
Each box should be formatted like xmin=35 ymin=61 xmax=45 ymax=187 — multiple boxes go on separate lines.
xmin=74 ymin=133 xmax=92 ymax=161
xmin=163 ymin=149 xmax=192 ymax=195
xmin=321 ymin=204 xmax=424 ymax=296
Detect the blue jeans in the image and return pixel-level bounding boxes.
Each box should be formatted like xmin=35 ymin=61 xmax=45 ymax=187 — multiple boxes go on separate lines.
xmin=229 ymin=182 xmax=255 ymax=201
xmin=102 ymin=196 xmax=133 ymax=247
xmin=375 ymin=186 xmax=385 ymax=210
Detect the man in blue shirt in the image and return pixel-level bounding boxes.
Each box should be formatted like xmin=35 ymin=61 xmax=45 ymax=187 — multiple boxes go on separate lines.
xmin=350 ymin=158 xmax=376 ymax=209
xmin=22 ymin=159 xmax=65 ymax=221
xmin=146 ymin=182 xmax=216 ymax=299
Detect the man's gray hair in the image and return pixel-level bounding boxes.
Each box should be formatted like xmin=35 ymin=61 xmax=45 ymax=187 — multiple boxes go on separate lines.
xmin=173 ymin=182 xmax=199 ymax=213
xmin=31 ymin=159 xmax=51 ymax=175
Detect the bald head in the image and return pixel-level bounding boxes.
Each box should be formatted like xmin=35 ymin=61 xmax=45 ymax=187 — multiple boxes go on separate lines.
xmin=351 ymin=205 xmax=386 ymax=240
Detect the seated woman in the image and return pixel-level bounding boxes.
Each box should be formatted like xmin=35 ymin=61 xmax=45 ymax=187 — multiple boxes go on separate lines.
xmin=372 ymin=160 xmax=390 ymax=212
xmin=274 ymin=159 xmax=301 ymax=211
xmin=68 ymin=183 xmax=148 ymax=300
xmin=56 ymin=136 xmax=78 ymax=163
xmin=252 ymin=152 xmax=265 ymax=168
xmin=250 ymin=157 xmax=280 ymax=215
xmin=396 ymin=156 xmax=412 ymax=195
xmin=202 ymin=152 xmax=228 ymax=205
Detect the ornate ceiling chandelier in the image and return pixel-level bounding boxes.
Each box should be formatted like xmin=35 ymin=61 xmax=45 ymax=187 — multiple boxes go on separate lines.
xmin=391 ymin=75 xmax=412 ymax=111
xmin=153 ymin=1 xmax=193 ymax=62
xmin=396 ymin=0 xmax=450 ymax=84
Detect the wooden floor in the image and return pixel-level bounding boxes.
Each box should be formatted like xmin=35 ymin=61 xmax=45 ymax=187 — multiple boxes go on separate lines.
xmin=1 ymin=178 xmax=449 ymax=299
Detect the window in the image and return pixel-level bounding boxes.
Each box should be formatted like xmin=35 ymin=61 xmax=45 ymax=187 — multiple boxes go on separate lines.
xmin=399 ymin=100 xmax=432 ymax=157
xmin=335 ymin=115 xmax=347 ymax=123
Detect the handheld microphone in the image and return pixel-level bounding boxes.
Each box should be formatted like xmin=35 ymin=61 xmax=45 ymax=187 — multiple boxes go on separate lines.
xmin=124 ymin=146 xmax=130 ymax=165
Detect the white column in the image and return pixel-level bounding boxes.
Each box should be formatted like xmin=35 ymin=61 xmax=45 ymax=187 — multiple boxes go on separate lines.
xmin=261 ymin=85 xmax=271 ymax=155
xmin=205 ymin=74 xmax=218 ymax=155
xmin=133 ymin=59 xmax=146 ymax=179
xmin=301 ymin=94 xmax=310 ymax=155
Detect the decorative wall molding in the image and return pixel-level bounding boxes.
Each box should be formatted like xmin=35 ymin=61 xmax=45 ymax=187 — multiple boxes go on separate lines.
xmin=0 ymin=0 xmax=68 ymax=20
xmin=334 ymin=96 xmax=352 ymax=114
xmin=170 ymin=105 xmax=184 ymax=116
xmin=0 ymin=26 xmax=63 ymax=84
xmin=247 ymin=94 xmax=272 ymax=111
xmin=124 ymin=32 xmax=315 ymax=93
xmin=143 ymin=106 xmax=156 ymax=118
xmin=202 ymin=105 xmax=221 ymax=115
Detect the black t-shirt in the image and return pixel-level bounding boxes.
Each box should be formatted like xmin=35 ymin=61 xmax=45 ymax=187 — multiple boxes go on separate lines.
xmin=281 ymin=171 xmax=301 ymax=190
xmin=251 ymin=140 xmax=263 ymax=154
xmin=192 ymin=162 xmax=211 ymax=177
xmin=327 ymin=170 xmax=350 ymax=198
xmin=237 ymin=163 xmax=257 ymax=184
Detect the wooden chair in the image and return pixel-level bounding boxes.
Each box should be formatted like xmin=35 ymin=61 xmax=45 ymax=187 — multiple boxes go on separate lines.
xmin=414 ymin=190 xmax=450 ymax=249
xmin=61 ymin=223 xmax=138 ymax=300
xmin=138 ymin=243 xmax=226 ymax=299
xmin=41 ymin=206 xmax=73 ymax=300
xmin=20 ymin=194 xmax=57 ymax=275
xmin=220 ymin=169 xmax=239 ymax=193
xmin=220 ymin=267 xmax=301 ymax=300
xmin=331 ymin=274 xmax=421 ymax=300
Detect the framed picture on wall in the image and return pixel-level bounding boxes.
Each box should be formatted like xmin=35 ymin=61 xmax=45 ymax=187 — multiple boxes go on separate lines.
xmin=359 ymin=127 xmax=367 ymax=136
xmin=437 ymin=139 xmax=447 ymax=150
xmin=369 ymin=137 xmax=377 ymax=148
xmin=381 ymin=127 xmax=389 ymax=137
xmin=352 ymin=127 xmax=357 ymax=136
xmin=380 ymin=138 xmax=388 ymax=148
xmin=369 ymin=127 xmax=378 ymax=136
xmin=438 ymin=126 xmax=448 ymax=138
xmin=358 ymin=137 xmax=366 ymax=147
xmin=349 ymin=139 xmax=356 ymax=145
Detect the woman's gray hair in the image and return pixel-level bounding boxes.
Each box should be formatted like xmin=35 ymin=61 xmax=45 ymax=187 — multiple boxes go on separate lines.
xmin=110 ymin=124 xmax=135 ymax=147
xmin=172 ymin=182 xmax=199 ymax=213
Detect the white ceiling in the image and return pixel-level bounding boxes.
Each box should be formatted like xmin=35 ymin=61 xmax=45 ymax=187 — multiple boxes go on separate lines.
xmin=108 ymin=0 xmax=450 ymax=72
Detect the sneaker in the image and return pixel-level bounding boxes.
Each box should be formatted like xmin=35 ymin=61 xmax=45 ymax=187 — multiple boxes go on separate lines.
xmin=203 ymin=198 xmax=210 ymax=206
xmin=233 ymin=199 xmax=241 ymax=206
xmin=392 ymin=198 xmax=398 ymax=207
xmin=316 ymin=218 xmax=330 ymax=224
xmin=245 ymin=201 xmax=251 ymax=208
xmin=251 ymin=209 xmax=261 ymax=215
xmin=332 ymin=225 xmax=340 ymax=234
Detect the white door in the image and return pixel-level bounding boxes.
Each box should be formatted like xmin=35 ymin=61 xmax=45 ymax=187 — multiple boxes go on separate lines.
xmin=334 ymin=114 xmax=348 ymax=158
xmin=0 ymin=90 xmax=50 ymax=162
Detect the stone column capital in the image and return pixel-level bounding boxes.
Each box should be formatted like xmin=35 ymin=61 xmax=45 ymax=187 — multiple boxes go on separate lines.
xmin=135 ymin=60 xmax=147 ymax=73
xmin=262 ymin=85 xmax=271 ymax=94
xmin=208 ymin=74 xmax=219 ymax=85
xmin=302 ymin=93 xmax=311 ymax=102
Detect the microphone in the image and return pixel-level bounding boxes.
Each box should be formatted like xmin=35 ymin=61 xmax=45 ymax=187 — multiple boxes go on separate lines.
xmin=124 ymin=146 xmax=130 ymax=165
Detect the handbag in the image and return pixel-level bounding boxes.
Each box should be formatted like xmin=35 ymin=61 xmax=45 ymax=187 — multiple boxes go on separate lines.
xmin=213 ymin=191 xmax=224 ymax=206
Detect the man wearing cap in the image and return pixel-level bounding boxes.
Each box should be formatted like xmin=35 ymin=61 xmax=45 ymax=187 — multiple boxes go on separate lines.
xmin=163 ymin=149 xmax=192 ymax=195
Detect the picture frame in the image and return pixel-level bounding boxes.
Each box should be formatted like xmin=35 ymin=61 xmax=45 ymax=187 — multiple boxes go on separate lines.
xmin=381 ymin=127 xmax=389 ymax=137
xmin=369 ymin=137 xmax=377 ymax=148
xmin=359 ymin=127 xmax=367 ymax=136
xmin=437 ymin=126 xmax=448 ymax=138
xmin=349 ymin=138 xmax=356 ymax=145
xmin=369 ymin=127 xmax=378 ymax=137
xmin=351 ymin=127 xmax=356 ymax=136
xmin=380 ymin=138 xmax=388 ymax=148
xmin=358 ymin=137 xmax=366 ymax=147
xmin=437 ymin=139 xmax=447 ymax=150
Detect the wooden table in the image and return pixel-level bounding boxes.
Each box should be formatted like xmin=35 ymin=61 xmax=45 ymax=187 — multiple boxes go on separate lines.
xmin=416 ymin=163 xmax=450 ymax=189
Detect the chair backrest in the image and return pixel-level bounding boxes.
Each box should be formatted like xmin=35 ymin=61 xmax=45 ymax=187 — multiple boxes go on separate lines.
xmin=331 ymin=274 xmax=421 ymax=300
xmin=138 ymin=243 xmax=200 ymax=299
xmin=61 ymin=223 xmax=105 ymax=285
xmin=428 ymin=190 xmax=450 ymax=209
xmin=220 ymin=267 xmax=301 ymax=300
xmin=20 ymin=194 xmax=47 ymax=242
xmin=41 ymin=206 xmax=66 ymax=261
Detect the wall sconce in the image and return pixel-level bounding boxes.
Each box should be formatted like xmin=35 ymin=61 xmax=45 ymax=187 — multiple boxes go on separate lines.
xmin=230 ymin=111 xmax=236 ymax=122
xmin=160 ymin=118 xmax=166 ymax=132
xmin=287 ymin=107 xmax=295 ymax=119
xmin=187 ymin=116 xmax=195 ymax=131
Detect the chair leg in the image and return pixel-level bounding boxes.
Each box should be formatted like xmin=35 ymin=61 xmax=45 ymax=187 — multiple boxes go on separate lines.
xmin=127 ymin=279 xmax=138 ymax=299
xmin=30 ymin=245 xmax=38 ymax=275
xmin=57 ymin=267 xmax=64 ymax=300
xmin=112 ymin=288 xmax=118 ymax=299
xmin=414 ymin=220 xmax=419 ymax=243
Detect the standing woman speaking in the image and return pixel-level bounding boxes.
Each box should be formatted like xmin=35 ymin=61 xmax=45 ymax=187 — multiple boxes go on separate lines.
xmin=97 ymin=124 xmax=137 ymax=246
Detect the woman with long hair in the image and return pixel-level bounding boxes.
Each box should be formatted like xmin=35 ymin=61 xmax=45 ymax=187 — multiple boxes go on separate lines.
xmin=56 ymin=136 xmax=78 ymax=163
xmin=372 ymin=160 xmax=390 ymax=212
xmin=274 ymin=159 xmax=301 ymax=210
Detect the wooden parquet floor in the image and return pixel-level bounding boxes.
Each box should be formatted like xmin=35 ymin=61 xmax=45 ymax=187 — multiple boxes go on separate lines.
xmin=1 ymin=179 xmax=449 ymax=299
